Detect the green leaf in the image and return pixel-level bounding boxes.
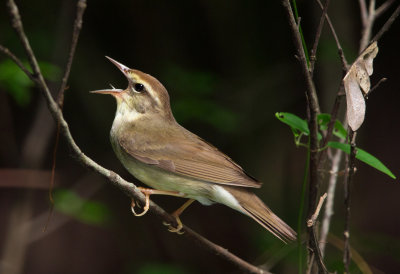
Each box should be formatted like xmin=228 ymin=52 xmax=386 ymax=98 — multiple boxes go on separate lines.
xmin=276 ymin=112 xmax=323 ymax=142
xmin=317 ymin=113 xmax=347 ymax=140
xmin=275 ymin=112 xmax=309 ymax=135
xmin=328 ymin=142 xmax=396 ymax=179
xmin=54 ymin=189 xmax=112 ymax=225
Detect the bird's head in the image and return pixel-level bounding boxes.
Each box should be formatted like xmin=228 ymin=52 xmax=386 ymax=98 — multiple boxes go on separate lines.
xmin=91 ymin=57 xmax=174 ymax=121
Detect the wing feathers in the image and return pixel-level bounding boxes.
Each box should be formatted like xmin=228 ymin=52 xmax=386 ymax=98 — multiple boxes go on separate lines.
xmin=118 ymin=129 xmax=261 ymax=188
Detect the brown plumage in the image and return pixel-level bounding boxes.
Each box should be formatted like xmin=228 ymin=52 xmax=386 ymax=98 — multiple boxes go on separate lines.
xmin=92 ymin=57 xmax=297 ymax=242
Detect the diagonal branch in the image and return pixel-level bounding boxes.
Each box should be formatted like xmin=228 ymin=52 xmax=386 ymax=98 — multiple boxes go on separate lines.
xmin=375 ymin=0 xmax=395 ymax=18
xmin=57 ymin=0 xmax=87 ymax=106
xmin=310 ymin=0 xmax=331 ymax=75
xmin=371 ymin=3 xmax=400 ymax=44
xmin=1 ymin=1 xmax=271 ymax=273
xmin=315 ymin=0 xmax=348 ymax=71
xmin=0 ymin=45 xmax=36 ymax=82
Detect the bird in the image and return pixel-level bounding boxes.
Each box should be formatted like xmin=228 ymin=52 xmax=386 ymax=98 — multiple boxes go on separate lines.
xmin=91 ymin=57 xmax=296 ymax=243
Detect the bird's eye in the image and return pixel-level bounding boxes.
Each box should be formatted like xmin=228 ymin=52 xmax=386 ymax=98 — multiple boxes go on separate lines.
xmin=134 ymin=83 xmax=145 ymax=92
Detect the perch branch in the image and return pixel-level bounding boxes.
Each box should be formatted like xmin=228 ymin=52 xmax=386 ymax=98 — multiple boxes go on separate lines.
xmin=1 ymin=1 xmax=270 ymax=273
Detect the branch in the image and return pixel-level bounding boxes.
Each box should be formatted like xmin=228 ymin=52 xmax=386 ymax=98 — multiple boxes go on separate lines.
xmin=315 ymin=0 xmax=348 ymax=71
xmin=307 ymin=193 xmax=327 ymax=228
xmin=57 ymin=0 xmax=86 ymax=106
xmin=310 ymin=0 xmax=331 ymax=75
xmin=281 ymin=1 xmax=326 ymax=273
xmin=371 ymin=3 xmax=400 ymax=44
xmin=319 ymin=143 xmax=345 ymax=257
xmin=0 ymin=45 xmax=35 ymax=82
xmin=1 ymin=1 xmax=270 ymax=273
xmin=375 ymin=0 xmax=395 ymax=18
xmin=343 ymin=130 xmax=357 ymax=272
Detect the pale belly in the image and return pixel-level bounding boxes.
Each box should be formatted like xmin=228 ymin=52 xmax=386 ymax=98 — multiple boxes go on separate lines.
xmin=111 ymin=139 xmax=217 ymax=206
xmin=110 ymin=132 xmax=244 ymax=212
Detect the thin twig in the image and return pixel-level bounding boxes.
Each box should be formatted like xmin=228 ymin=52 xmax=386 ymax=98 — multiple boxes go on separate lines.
xmin=0 ymin=45 xmax=35 ymax=82
xmin=307 ymin=193 xmax=327 ymax=227
xmin=375 ymin=0 xmax=395 ymax=18
xmin=343 ymin=130 xmax=357 ymax=273
xmin=281 ymin=1 xmax=326 ymax=273
xmin=1 ymin=1 xmax=269 ymax=273
xmin=319 ymin=144 xmax=344 ymax=257
xmin=310 ymin=0 xmax=331 ymax=75
xmin=359 ymin=0 xmax=376 ymax=52
xmin=359 ymin=0 xmax=368 ymax=27
xmin=318 ymin=85 xmax=345 ymax=166
xmin=366 ymin=77 xmax=387 ymax=98
xmin=6 ymin=0 xmax=58 ymax=114
xmin=315 ymin=0 xmax=348 ymax=71
xmin=371 ymin=4 xmax=400 ymax=43
xmin=57 ymin=0 xmax=86 ymax=106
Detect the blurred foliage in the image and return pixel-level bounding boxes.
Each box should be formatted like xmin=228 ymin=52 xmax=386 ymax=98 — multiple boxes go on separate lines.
xmin=162 ymin=65 xmax=240 ymax=132
xmin=54 ymin=189 xmax=112 ymax=226
xmin=0 ymin=59 xmax=60 ymax=106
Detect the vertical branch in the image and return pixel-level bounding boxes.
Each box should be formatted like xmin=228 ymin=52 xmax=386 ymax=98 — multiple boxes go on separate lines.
xmin=342 ymin=2 xmax=400 ymax=271
xmin=343 ymin=130 xmax=357 ymax=272
xmin=281 ymin=1 xmax=326 ymax=272
xmin=360 ymin=0 xmax=376 ymax=52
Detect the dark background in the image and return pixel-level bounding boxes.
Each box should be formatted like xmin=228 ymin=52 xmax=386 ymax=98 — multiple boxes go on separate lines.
xmin=0 ymin=0 xmax=399 ymax=273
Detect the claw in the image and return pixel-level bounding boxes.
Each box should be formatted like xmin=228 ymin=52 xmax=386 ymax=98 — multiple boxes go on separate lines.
xmin=163 ymin=217 xmax=184 ymax=234
xmin=130 ymin=190 xmax=150 ymax=216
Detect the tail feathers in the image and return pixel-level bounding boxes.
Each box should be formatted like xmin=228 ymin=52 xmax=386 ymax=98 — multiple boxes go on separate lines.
xmin=227 ymin=187 xmax=296 ymax=243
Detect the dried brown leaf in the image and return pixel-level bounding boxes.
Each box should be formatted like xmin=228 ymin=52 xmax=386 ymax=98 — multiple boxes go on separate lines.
xmin=343 ymin=42 xmax=379 ymax=131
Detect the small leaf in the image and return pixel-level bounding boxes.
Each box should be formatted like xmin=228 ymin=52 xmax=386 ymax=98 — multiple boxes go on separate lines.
xmin=333 ymin=120 xmax=348 ymax=140
xmin=317 ymin=113 xmax=347 ymax=140
xmin=275 ymin=112 xmax=309 ymax=135
xmin=328 ymin=141 xmax=396 ymax=179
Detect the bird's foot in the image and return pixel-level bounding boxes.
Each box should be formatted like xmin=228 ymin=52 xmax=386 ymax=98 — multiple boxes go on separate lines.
xmin=162 ymin=199 xmax=195 ymax=235
xmin=163 ymin=215 xmax=184 ymax=234
xmin=130 ymin=187 xmax=154 ymax=216
xmin=130 ymin=188 xmax=186 ymax=217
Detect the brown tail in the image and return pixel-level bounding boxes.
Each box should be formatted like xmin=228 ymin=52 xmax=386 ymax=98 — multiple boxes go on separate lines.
xmin=226 ymin=186 xmax=296 ymax=243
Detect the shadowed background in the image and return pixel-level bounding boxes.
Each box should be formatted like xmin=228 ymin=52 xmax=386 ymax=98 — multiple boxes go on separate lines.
xmin=0 ymin=0 xmax=399 ymax=273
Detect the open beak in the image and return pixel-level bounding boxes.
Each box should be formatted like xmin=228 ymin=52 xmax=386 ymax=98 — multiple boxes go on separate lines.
xmin=90 ymin=56 xmax=131 ymax=95
xmin=105 ymin=56 xmax=131 ymax=78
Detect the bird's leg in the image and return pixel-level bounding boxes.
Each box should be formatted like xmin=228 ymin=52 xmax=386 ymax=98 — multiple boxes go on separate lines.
xmin=131 ymin=187 xmax=185 ymax=217
xmin=163 ymin=199 xmax=195 ymax=234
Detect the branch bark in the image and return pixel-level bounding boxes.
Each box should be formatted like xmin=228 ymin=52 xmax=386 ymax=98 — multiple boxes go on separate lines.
xmin=281 ymin=1 xmax=327 ymax=273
